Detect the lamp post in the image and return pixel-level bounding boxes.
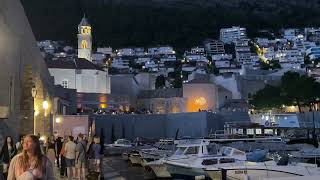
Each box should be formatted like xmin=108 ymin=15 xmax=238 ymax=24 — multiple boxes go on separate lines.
xmin=31 ymin=87 xmax=37 ymax=134
xmin=43 ymin=101 xmax=49 ymax=136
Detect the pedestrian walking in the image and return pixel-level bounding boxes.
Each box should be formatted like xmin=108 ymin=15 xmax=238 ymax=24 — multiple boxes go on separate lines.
xmin=7 ymin=134 xmax=55 ymax=180
xmin=59 ymin=138 xmax=67 ymax=178
xmin=75 ymin=134 xmax=87 ymax=180
xmin=47 ymin=136 xmax=56 ymax=165
xmin=64 ymin=136 xmax=76 ymax=179
xmin=54 ymin=137 xmax=62 ymax=168
xmin=0 ymin=136 xmax=17 ymax=179
xmin=87 ymin=136 xmax=102 ymax=179
xmin=15 ymin=135 xmax=24 ymax=154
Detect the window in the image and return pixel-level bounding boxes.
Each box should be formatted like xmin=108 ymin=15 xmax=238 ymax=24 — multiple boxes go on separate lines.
xmin=202 ymin=159 xmax=218 ymax=165
xmin=62 ymin=80 xmax=68 ymax=88
xmin=219 ymin=158 xmax=235 ymax=164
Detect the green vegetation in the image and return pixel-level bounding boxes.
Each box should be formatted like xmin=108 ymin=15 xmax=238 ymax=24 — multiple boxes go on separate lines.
xmin=21 ymin=0 xmax=320 ymax=51
xmin=155 ymin=75 xmax=166 ymax=89
xmin=250 ymin=72 xmax=320 ymax=112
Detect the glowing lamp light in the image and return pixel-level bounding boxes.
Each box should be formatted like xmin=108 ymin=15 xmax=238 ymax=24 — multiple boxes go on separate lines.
xmin=55 ymin=118 xmax=61 ymax=123
xmin=42 ymin=101 xmax=49 ymax=110
xmin=34 ymin=110 xmax=39 ymax=116
xmin=39 ymin=136 xmax=46 ymax=142
xmin=195 ymin=97 xmax=207 ymax=106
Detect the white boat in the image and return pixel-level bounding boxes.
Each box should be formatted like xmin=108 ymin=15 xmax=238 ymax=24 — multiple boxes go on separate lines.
xmin=104 ymin=139 xmax=133 ymax=155
xmin=140 ymin=139 xmax=175 ymax=166
xmin=291 ymin=147 xmax=320 ymax=159
xmin=147 ymin=139 xmax=215 ymax=178
xmin=164 ymin=145 xmax=247 ymax=179
xmin=106 ymin=139 xmax=132 ymax=147
xmin=205 ymin=161 xmax=320 ymax=180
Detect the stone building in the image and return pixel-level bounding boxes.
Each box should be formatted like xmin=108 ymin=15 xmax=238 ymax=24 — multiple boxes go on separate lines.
xmin=137 ymin=88 xmax=185 ymax=114
xmin=0 ymin=0 xmax=55 ymax=141
xmin=136 ymin=77 xmax=232 ymax=114
xmin=183 ymin=78 xmax=232 ymax=112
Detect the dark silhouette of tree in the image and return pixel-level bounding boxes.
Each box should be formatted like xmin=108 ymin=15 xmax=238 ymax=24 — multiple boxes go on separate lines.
xmin=155 ymin=75 xmax=166 ymax=89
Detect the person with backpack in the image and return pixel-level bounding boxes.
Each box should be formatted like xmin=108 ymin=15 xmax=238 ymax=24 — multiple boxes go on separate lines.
xmin=75 ymin=134 xmax=87 ymax=180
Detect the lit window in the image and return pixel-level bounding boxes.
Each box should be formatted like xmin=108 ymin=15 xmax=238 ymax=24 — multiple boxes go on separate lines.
xmin=62 ymin=80 xmax=68 ymax=88
xmin=81 ymin=40 xmax=88 ymax=49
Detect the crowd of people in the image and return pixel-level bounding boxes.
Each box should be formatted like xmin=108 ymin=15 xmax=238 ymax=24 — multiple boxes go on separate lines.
xmin=0 ymin=133 xmax=103 ymax=180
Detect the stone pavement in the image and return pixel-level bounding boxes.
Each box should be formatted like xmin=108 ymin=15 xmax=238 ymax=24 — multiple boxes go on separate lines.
xmin=101 ymin=156 xmax=155 ymax=180
xmin=55 ymin=156 xmax=156 ymax=180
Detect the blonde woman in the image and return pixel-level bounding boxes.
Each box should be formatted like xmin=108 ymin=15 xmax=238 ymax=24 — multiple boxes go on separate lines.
xmin=7 ymin=134 xmax=55 ymax=180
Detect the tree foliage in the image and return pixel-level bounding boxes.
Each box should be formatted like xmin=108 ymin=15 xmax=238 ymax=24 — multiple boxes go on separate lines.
xmin=250 ymin=72 xmax=320 ymax=112
xmin=250 ymin=85 xmax=283 ymax=110
xmin=155 ymin=75 xmax=166 ymax=89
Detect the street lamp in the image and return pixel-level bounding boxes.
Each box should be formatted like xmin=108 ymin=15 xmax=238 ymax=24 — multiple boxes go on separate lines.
xmin=31 ymin=87 xmax=37 ymax=135
xmin=43 ymin=101 xmax=49 ymax=110
xmin=55 ymin=117 xmax=61 ymax=123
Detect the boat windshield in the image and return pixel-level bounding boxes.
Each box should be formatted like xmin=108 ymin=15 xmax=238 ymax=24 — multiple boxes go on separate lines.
xmin=116 ymin=139 xmax=130 ymax=145
xmin=174 ymin=146 xmax=199 ymax=155
xmin=185 ymin=147 xmax=199 ymax=155
xmin=174 ymin=147 xmax=187 ymax=155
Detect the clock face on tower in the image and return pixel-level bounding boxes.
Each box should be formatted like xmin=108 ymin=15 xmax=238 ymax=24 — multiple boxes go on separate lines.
xmin=81 ymin=40 xmax=88 ymax=49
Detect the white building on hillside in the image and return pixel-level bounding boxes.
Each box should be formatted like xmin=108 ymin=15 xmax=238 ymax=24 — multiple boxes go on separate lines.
xmin=283 ymin=28 xmax=299 ymax=41
xmin=235 ymin=39 xmax=251 ymax=63
xmin=212 ymin=54 xmax=233 ymax=61
xmin=220 ymin=26 xmax=247 ymax=44
xmin=97 ymin=47 xmax=113 ymax=56
xmin=116 ymin=48 xmax=135 ymax=56
xmin=111 ymin=57 xmax=130 ymax=69
xmin=148 ymin=46 xmax=175 ymax=55
xmin=276 ymin=49 xmax=304 ymax=62
xmin=191 ymin=47 xmax=205 ymax=54
xmin=160 ymin=54 xmax=176 ymax=62
xmin=184 ymin=53 xmax=208 ymax=62
xmin=204 ymin=39 xmax=225 ymax=55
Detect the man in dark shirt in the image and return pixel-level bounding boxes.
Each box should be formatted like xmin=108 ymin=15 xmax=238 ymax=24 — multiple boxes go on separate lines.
xmin=54 ymin=136 xmax=63 ymax=167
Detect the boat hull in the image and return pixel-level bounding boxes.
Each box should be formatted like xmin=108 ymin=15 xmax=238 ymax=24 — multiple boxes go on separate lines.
xmin=165 ymin=162 xmax=207 ymax=179
xmin=206 ymin=168 xmax=310 ymax=180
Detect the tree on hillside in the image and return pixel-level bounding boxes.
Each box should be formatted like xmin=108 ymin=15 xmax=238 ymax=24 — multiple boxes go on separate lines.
xmin=250 ymin=72 xmax=320 ymax=112
xmin=155 ymin=75 xmax=166 ymax=89
xmin=250 ymin=85 xmax=283 ymax=110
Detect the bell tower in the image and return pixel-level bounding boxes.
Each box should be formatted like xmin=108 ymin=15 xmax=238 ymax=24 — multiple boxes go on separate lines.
xmin=78 ymin=15 xmax=92 ymax=61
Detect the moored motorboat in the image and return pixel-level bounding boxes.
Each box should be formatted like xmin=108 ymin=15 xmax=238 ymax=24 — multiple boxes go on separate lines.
xmin=205 ymin=161 xmax=320 ymax=180
xmin=164 ymin=145 xmax=247 ymax=179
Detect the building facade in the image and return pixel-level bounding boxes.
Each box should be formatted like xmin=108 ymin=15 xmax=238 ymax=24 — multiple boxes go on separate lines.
xmin=220 ymin=26 xmax=247 ymax=44
xmin=204 ymin=39 xmax=225 ymax=55
xmin=0 ymin=0 xmax=55 ymax=140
